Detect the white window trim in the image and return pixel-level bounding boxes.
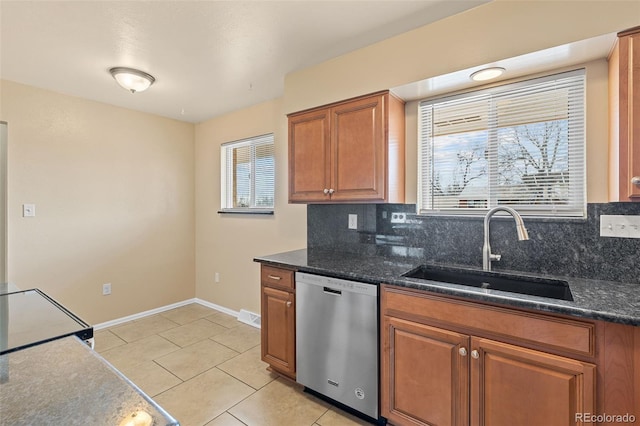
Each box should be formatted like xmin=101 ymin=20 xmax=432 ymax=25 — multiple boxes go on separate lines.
xmin=417 ymin=69 xmax=586 ymax=219
xmin=219 ymin=133 xmax=275 ymax=214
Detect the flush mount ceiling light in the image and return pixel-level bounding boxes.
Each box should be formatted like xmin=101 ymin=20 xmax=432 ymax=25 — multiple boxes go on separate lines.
xmin=470 ymin=67 xmax=505 ymax=82
xmin=109 ymin=67 xmax=155 ymax=93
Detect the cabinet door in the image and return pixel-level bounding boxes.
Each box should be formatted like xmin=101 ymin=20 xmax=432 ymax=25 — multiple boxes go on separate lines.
xmin=288 ymin=108 xmax=331 ymax=202
xmin=470 ymin=337 xmax=595 ymax=426
xmin=261 ymin=285 xmax=295 ymax=378
xmin=331 ymin=94 xmax=386 ymax=201
xmin=381 ymin=316 xmax=470 ymax=426
xmin=611 ymin=29 xmax=640 ymax=200
xmin=623 ymin=31 xmax=640 ymax=198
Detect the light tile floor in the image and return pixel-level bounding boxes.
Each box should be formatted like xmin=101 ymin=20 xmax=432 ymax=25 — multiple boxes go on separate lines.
xmin=95 ymin=303 xmax=371 ymax=426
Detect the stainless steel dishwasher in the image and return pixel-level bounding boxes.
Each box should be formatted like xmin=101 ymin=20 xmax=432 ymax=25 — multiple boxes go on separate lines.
xmin=295 ymin=272 xmax=378 ymax=420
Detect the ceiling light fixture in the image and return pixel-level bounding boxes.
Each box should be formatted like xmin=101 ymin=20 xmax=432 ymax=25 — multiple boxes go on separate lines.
xmin=470 ymin=67 xmax=505 ymax=82
xmin=109 ymin=67 xmax=155 ymax=93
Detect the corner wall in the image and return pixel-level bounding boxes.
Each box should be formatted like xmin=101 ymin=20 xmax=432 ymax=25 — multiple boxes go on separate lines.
xmin=0 ymin=80 xmax=196 ymax=324
xmin=284 ymin=0 xmax=639 ymax=114
xmin=0 ymin=122 xmax=7 ymax=282
xmin=194 ymin=98 xmax=306 ymax=314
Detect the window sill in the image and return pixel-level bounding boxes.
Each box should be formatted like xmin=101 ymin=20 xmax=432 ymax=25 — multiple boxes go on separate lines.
xmin=217 ymin=209 xmax=274 ymax=215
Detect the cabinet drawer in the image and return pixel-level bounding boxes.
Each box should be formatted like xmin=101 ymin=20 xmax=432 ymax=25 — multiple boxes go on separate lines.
xmin=382 ymin=284 xmax=595 ymax=358
xmin=261 ymin=265 xmax=295 ymax=290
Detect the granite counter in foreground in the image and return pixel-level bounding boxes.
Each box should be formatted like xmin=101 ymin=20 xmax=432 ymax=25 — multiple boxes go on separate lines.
xmin=255 ymin=248 xmax=640 ymax=327
xmin=0 ymin=336 xmax=178 ymax=426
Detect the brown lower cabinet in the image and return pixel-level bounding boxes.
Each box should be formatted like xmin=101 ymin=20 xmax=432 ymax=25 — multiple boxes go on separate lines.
xmin=381 ymin=284 xmax=639 ymax=426
xmin=260 ymin=265 xmax=296 ymax=379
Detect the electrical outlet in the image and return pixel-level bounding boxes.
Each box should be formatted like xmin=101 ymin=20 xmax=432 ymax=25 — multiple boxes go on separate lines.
xmin=600 ymin=215 xmax=640 ymax=238
xmin=102 ymin=283 xmax=112 ymax=295
xmin=215 ymin=272 xmax=220 ymax=283
xmin=348 ymin=214 xmax=358 ymax=230
xmin=391 ymin=212 xmax=407 ymax=224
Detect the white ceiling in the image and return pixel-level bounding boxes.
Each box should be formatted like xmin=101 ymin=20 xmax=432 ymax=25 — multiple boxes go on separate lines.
xmin=0 ymin=0 xmax=489 ymax=123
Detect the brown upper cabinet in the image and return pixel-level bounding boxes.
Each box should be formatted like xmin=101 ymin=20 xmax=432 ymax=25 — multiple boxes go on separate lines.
xmin=288 ymin=91 xmax=405 ymax=203
xmin=609 ymin=26 xmax=640 ymax=201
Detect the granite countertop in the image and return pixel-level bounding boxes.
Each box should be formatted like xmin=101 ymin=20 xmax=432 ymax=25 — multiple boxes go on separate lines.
xmin=0 ymin=336 xmax=178 ymax=426
xmin=255 ymin=248 xmax=640 ymax=327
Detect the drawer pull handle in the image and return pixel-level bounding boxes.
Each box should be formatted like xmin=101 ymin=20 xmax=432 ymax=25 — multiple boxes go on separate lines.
xmin=267 ymin=275 xmax=282 ymax=280
xmin=459 ymin=347 xmax=467 ymax=357
xmin=471 ymin=350 xmax=480 ymax=359
xmin=632 ymin=176 xmax=640 ymax=186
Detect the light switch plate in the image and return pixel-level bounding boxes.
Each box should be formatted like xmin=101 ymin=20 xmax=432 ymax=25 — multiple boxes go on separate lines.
xmin=348 ymin=214 xmax=357 ymax=230
xmin=22 ymin=204 xmax=36 ymax=217
xmin=600 ymin=215 xmax=640 ymax=238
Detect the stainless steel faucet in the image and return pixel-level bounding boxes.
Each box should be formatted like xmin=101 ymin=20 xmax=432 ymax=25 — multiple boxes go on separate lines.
xmin=483 ymin=206 xmax=529 ymax=271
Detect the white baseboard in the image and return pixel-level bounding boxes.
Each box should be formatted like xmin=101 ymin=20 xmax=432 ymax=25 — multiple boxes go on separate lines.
xmin=93 ymin=298 xmax=260 ymax=330
xmin=194 ymin=299 xmax=260 ymax=329
xmin=93 ymin=298 xmax=197 ymax=330
xmin=193 ymin=298 xmax=239 ymax=318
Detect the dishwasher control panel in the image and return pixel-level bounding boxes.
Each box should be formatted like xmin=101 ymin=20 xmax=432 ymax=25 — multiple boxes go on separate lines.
xmin=295 ymin=272 xmax=377 ymax=296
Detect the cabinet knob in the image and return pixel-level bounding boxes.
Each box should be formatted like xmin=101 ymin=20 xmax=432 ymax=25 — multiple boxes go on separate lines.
xmin=632 ymin=176 xmax=640 ymax=186
xmin=286 ymin=301 xmax=292 ymax=307
xmin=471 ymin=350 xmax=480 ymax=359
xmin=328 ymin=188 xmax=335 ymax=194
xmin=459 ymin=347 xmax=467 ymax=357
xmin=323 ymin=188 xmax=330 ymax=195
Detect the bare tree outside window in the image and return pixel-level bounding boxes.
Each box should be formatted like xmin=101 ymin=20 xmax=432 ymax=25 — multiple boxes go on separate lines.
xmin=498 ymin=120 xmax=570 ymax=204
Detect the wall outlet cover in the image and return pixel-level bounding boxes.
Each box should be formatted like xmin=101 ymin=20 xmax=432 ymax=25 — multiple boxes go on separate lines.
xmin=348 ymin=214 xmax=357 ymax=230
xmin=391 ymin=212 xmax=407 ymax=224
xmin=600 ymin=215 xmax=640 ymax=238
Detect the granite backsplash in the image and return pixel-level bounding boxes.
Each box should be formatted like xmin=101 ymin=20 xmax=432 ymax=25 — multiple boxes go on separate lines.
xmin=308 ymin=203 xmax=640 ymax=284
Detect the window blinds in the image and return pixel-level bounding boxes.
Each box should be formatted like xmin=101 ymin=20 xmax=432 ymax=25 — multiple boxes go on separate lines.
xmin=221 ymin=133 xmax=275 ymax=210
xmin=418 ymin=69 xmax=586 ymax=217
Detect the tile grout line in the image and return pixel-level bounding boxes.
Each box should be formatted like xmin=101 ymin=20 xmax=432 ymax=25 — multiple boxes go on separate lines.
xmin=96 ymin=305 xmax=365 ymax=426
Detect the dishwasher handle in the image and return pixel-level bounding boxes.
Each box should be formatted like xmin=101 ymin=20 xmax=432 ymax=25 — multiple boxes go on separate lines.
xmin=323 ymin=287 xmax=342 ymax=296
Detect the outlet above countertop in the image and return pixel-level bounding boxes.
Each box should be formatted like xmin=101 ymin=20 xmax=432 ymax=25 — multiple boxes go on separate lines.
xmin=254 ymin=248 xmax=640 ymax=327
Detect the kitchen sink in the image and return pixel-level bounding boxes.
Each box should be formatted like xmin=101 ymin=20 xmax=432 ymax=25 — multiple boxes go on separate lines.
xmin=402 ymin=265 xmax=574 ymax=301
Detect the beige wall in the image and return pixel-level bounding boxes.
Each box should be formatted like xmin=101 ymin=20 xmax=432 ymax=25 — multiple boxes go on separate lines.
xmin=0 ymin=122 xmax=7 ymax=281
xmin=281 ymin=0 xmax=638 ymax=207
xmin=187 ymin=0 xmax=638 ymax=316
xmin=284 ymin=0 xmax=639 ymax=114
xmin=194 ymin=98 xmax=306 ymax=314
xmin=0 ymin=80 xmax=195 ymax=324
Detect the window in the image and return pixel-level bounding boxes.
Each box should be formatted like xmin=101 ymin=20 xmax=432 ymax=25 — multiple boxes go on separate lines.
xmin=418 ymin=69 xmax=585 ymax=217
xmin=220 ymin=133 xmax=275 ymax=213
